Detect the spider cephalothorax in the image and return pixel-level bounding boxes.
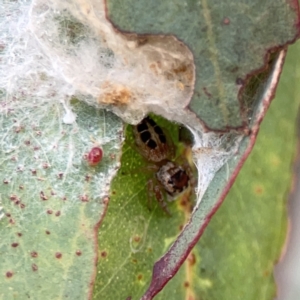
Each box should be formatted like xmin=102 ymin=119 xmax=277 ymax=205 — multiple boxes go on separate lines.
xmin=132 ymin=116 xmax=192 ymax=214
xmin=133 ymin=116 xmax=174 ymax=162
xmin=156 ymin=161 xmax=189 ymax=196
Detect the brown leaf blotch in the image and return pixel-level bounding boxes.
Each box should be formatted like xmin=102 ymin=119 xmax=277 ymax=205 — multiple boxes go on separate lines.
xmin=133 ymin=235 xmax=141 ymax=243
xmin=137 ymin=274 xmax=143 ymax=281
xmin=31 ymin=251 xmax=38 ymax=258
xmin=254 ymin=185 xmax=264 ymax=195
xmin=187 ymin=252 xmax=196 ymax=266
xmin=236 ymin=77 xmax=245 ymax=85
xmin=100 ymin=251 xmax=107 ymax=258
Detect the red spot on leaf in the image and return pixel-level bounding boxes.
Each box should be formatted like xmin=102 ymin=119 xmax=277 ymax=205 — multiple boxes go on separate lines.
xmin=3 ymin=179 xmax=9 ymax=184
xmin=32 ymin=264 xmax=38 ymax=272
xmin=11 ymin=243 xmax=19 ymax=248
xmin=55 ymin=211 xmax=61 ymax=217
xmin=184 ymin=281 xmax=190 ymax=288
xmin=102 ymin=196 xmax=109 ymax=205
xmin=40 ymin=191 xmax=48 ymax=201
xmin=75 ymin=250 xmax=82 ymax=256
xmin=80 ymin=195 xmax=89 ymax=202
xmin=6 ymin=271 xmax=13 ymax=278
xmin=47 ymin=209 xmax=53 ymax=215
xmin=222 ymin=17 xmax=230 ymax=25
xmin=85 ymin=174 xmax=91 ymax=182
xmin=20 ymin=203 xmax=25 ymax=209
xmin=45 ymin=230 xmax=51 ymax=235
xmin=55 ymin=252 xmax=62 ymax=259
xmin=87 ymin=147 xmax=103 ymax=166
xmin=57 ymin=173 xmax=63 ymax=179
xmin=10 ymin=195 xmax=19 ymax=202
xmin=31 ymin=251 xmax=38 ymax=258
xmin=17 ymin=233 xmax=22 ymax=237
xmin=42 ymin=163 xmax=50 ymax=169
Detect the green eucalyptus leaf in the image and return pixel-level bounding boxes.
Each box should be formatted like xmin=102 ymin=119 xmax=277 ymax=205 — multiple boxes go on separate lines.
xmin=106 ymin=0 xmax=298 ymax=130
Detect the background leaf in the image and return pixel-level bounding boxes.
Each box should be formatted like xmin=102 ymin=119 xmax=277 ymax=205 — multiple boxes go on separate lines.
xmin=93 ymin=43 xmax=300 ymax=299
xmin=106 ymin=0 xmax=299 ymax=130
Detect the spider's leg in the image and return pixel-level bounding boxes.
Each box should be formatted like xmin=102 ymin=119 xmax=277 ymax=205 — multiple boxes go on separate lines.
xmin=147 ymin=179 xmax=154 ymax=211
xmin=153 ymin=185 xmax=171 ymax=216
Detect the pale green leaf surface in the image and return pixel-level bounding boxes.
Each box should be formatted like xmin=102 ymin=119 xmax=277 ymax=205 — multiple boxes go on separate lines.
xmin=0 ymin=101 xmax=123 ymax=300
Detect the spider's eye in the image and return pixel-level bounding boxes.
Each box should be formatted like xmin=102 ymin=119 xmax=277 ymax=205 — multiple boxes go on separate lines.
xmin=147 ymin=139 xmax=157 ymax=149
xmin=140 ymin=131 xmax=151 ymax=143
xmin=137 ymin=123 xmax=148 ymax=132
xmin=154 ymin=125 xmax=163 ymax=135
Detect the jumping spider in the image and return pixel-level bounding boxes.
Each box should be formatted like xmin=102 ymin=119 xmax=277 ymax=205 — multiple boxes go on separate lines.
xmin=132 ymin=116 xmax=193 ymax=215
